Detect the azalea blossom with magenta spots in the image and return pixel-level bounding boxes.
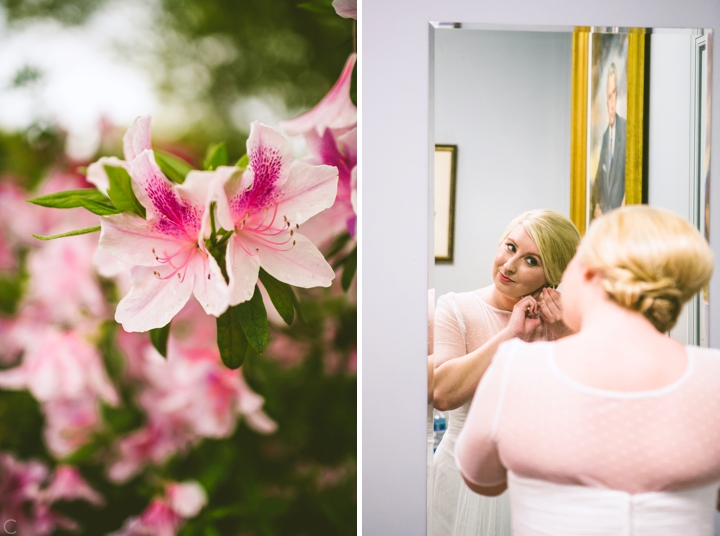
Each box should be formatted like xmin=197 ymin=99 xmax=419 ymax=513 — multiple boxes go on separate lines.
xmin=212 ymin=122 xmax=338 ymax=305
xmin=97 ymin=119 xmax=228 ymax=332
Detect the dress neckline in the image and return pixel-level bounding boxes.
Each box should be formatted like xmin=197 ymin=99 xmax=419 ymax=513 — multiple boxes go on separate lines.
xmin=547 ymin=342 xmax=695 ymax=399
xmin=471 ymin=291 xmax=511 ymax=314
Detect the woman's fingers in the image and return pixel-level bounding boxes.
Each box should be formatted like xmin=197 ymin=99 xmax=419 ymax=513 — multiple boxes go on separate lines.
xmin=539 ymin=288 xmax=562 ymax=323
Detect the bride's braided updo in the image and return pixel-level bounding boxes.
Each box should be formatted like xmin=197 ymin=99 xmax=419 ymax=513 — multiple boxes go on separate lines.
xmin=578 ymin=206 xmax=713 ymax=333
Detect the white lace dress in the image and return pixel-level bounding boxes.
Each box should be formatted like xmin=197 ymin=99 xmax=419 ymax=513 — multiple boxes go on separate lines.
xmin=431 ymin=291 xmax=548 ymax=536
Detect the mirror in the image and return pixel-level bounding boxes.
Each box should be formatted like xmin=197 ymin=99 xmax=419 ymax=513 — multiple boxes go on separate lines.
xmin=428 ymin=23 xmax=712 ymax=535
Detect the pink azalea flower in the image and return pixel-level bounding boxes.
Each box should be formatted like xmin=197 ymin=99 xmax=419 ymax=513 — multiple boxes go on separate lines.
xmin=108 ymin=498 xmax=181 ymax=536
xmin=108 ymin=421 xmax=192 ymax=483
xmin=213 ymin=122 xmax=337 ymax=305
xmin=165 ymin=481 xmax=207 ymax=518
xmin=108 ymin=481 xmax=206 ymax=536
xmin=0 ymin=329 xmax=117 ymax=456
xmin=99 ymin=151 xmax=229 ymax=332
xmin=280 ymin=54 xmax=357 ymax=137
xmin=0 ymin=454 xmax=92 ymax=536
xmin=25 ymin=233 xmax=106 ymax=325
xmin=0 ymin=329 xmax=117 ymax=404
xmin=280 ymin=55 xmax=357 ymax=238
xmin=86 ymin=115 xmax=152 ymax=194
xmin=332 ymin=0 xmax=357 ymax=19
xmin=40 ymin=466 xmax=103 ymax=506
xmin=43 ymin=397 xmax=103 ymax=457
xmin=109 ymin=329 xmax=276 ymax=481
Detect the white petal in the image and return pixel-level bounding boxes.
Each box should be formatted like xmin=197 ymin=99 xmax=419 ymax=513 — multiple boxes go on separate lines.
xmin=279 ymin=54 xmax=357 ymax=136
xmin=332 ymin=0 xmax=356 ymax=19
xmin=99 ymin=214 xmax=186 ymax=266
xmin=252 ymin=232 xmax=334 ymax=288
xmin=276 ymin=163 xmax=338 ymax=226
xmin=191 ymin=253 xmax=230 ymax=317
xmin=226 ymin=235 xmax=261 ymax=306
xmin=87 ymin=156 xmax=126 ymax=195
xmin=200 ymin=166 xmax=242 ymax=236
xmin=115 ymin=265 xmax=195 ymax=332
xmin=241 ymin=122 xmax=293 ymax=206
xmin=123 ymin=116 xmax=152 ymax=161
xmin=176 ymin=169 xmax=216 ymax=210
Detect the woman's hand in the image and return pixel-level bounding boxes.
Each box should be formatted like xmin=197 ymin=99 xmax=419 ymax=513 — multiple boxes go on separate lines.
xmin=537 ymin=287 xmax=562 ymax=324
xmin=536 ymin=288 xmax=574 ymax=338
xmin=505 ymin=295 xmax=542 ymax=341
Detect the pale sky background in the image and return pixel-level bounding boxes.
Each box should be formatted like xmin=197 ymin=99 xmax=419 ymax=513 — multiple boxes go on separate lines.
xmin=0 ymin=0 xmax=301 ymax=161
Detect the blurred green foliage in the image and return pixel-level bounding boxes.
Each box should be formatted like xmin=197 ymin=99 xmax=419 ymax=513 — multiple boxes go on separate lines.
xmin=0 ymin=0 xmax=357 ymax=533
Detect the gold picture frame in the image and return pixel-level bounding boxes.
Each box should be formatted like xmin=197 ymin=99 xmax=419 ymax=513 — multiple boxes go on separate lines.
xmin=570 ymin=27 xmax=648 ymax=235
xmin=434 ymin=144 xmax=457 ymax=263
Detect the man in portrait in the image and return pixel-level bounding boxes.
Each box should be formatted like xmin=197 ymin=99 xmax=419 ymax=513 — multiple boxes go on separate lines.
xmin=591 ymin=62 xmax=626 ymax=219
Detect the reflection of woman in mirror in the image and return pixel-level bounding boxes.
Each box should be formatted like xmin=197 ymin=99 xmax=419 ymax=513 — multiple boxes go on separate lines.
xmin=431 ymin=210 xmax=580 ymax=536
xmin=456 ymin=206 xmax=718 ymax=535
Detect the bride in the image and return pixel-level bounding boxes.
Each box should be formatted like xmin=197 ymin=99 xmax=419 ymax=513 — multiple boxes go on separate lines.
xmin=431 ymin=209 xmax=580 ymax=536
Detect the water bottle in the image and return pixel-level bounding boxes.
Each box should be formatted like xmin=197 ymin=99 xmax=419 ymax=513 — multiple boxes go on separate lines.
xmin=433 ymin=410 xmax=447 ymax=452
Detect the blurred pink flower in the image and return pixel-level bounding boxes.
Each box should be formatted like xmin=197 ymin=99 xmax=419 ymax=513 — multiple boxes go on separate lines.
xmin=280 ymin=54 xmax=356 ymax=138
xmin=165 ymin=481 xmax=207 ymax=518
xmin=108 ymin=498 xmax=181 ymax=536
xmin=108 ymin=480 xmax=206 ymax=536
xmin=280 ymin=55 xmax=357 ymax=238
xmin=0 ymin=329 xmax=118 ymax=456
xmin=138 ymin=341 xmax=277 ymax=437
xmin=43 ymin=397 xmax=102 ymax=457
xmin=0 ymin=454 xmax=100 ymax=536
xmin=213 ymin=122 xmax=337 ymax=305
xmin=0 ymin=329 xmax=117 ymax=404
xmin=100 ymin=160 xmax=228 ymax=332
xmin=332 ymin=0 xmax=357 ymax=19
xmin=25 ymin=233 xmax=106 ymax=324
xmin=109 ymin=330 xmax=276 ymax=481
xmin=108 ymin=421 xmax=192 ymax=483
xmin=40 ymin=465 xmax=103 ymax=506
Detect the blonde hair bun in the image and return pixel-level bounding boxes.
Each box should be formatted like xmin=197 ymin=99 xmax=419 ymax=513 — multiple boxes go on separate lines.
xmin=580 ymin=205 xmax=713 ymax=333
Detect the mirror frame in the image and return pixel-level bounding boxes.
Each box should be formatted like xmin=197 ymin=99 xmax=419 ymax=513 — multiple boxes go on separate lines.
xmin=362 ymin=1 xmax=720 ymax=533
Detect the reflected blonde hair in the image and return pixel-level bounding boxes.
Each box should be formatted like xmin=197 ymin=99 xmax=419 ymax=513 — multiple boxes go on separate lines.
xmin=578 ymin=205 xmax=714 ymax=333
xmin=501 ymin=210 xmax=581 ymax=287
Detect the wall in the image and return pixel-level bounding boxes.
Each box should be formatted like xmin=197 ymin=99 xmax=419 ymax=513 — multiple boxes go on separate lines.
xmin=433 ymin=29 xmax=572 ymax=300
xmin=363 ymin=1 xmax=720 ymax=534
xmin=646 ymin=32 xmax=694 ymax=343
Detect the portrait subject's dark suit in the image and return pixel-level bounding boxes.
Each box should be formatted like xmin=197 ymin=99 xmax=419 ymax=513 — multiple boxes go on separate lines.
xmin=591 ymin=115 xmax=626 ymax=214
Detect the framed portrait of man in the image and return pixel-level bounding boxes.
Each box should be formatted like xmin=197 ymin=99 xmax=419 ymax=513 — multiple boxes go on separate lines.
xmin=569 ymin=27 xmax=648 ymax=234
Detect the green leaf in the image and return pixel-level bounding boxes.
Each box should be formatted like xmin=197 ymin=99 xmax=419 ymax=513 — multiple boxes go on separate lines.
xmin=155 ymin=150 xmax=193 ymax=184
xmin=258 ymin=269 xmax=295 ymax=325
xmin=236 ymin=285 xmax=269 ymax=353
xmin=149 ymin=321 xmax=171 ymax=358
xmin=297 ymin=2 xmax=337 ymax=15
xmin=101 ymin=402 xmax=144 ymax=435
xmin=235 ymin=153 xmax=249 ymax=168
xmin=27 ymin=189 xmax=120 ymax=215
xmin=216 ymin=305 xmax=249 ymax=369
xmin=32 ymin=225 xmax=101 ymax=241
xmin=105 ymin=165 xmax=146 ymax=218
xmin=204 ymin=142 xmax=228 ymax=170
xmin=341 ymin=246 xmax=357 ymax=291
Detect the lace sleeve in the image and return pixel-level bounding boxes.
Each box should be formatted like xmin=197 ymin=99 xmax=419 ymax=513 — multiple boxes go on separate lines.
xmin=454 ymin=340 xmax=516 ymax=487
xmin=433 ymin=292 xmax=466 ymax=368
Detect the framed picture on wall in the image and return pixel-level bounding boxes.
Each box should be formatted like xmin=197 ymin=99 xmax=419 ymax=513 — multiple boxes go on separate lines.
xmin=570 ymin=27 xmax=649 ymax=234
xmin=434 ymin=144 xmax=457 ymax=263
